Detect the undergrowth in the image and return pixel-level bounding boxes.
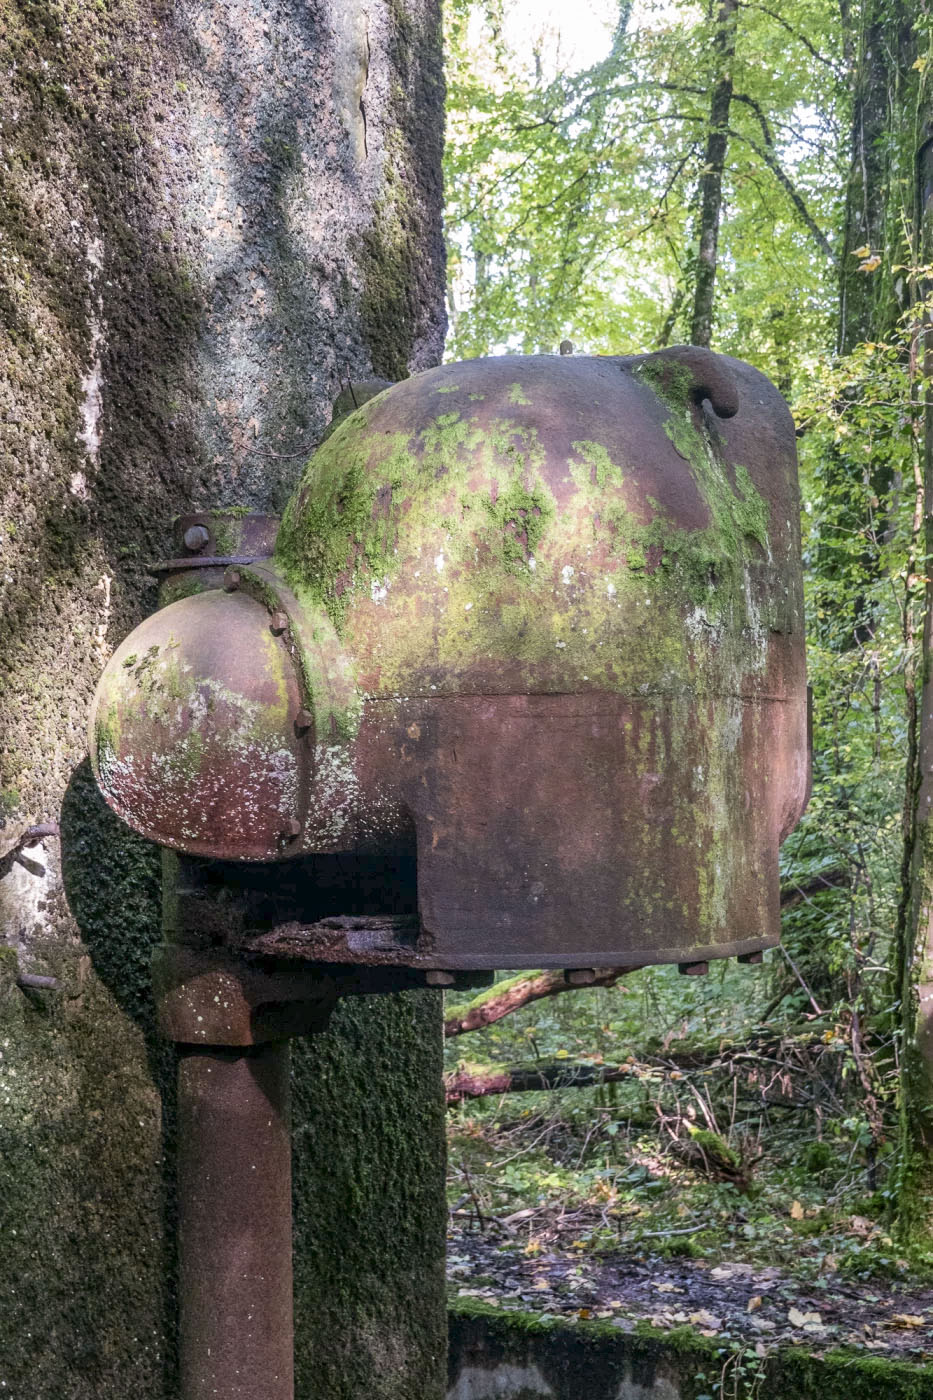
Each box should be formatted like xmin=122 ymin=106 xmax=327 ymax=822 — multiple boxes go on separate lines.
xmin=445 ymin=954 xmax=912 ymax=1281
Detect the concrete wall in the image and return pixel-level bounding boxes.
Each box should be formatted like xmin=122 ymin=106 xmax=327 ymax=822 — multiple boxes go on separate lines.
xmin=449 ymin=1309 xmax=688 ymax=1400
xmin=0 ymin=3 xmax=446 ymax=1395
xmin=447 ymin=1304 xmax=931 ymax=1400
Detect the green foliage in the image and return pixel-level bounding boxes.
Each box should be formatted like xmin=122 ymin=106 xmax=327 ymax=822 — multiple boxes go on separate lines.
xmin=441 ymin=0 xmax=933 ymax=1279
xmin=446 ymin=970 xmax=903 ymax=1281
xmin=444 ymin=0 xmax=844 ymax=379
xmin=780 ymin=293 xmax=930 ymax=1031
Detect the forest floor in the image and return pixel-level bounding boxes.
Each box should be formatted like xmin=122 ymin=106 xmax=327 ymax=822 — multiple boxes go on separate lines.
xmin=448 ymin=1212 xmax=933 ymax=1362
xmin=444 ymin=956 xmax=931 ymax=1362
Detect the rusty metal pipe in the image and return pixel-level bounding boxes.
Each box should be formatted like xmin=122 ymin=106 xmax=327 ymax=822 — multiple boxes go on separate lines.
xmin=177 ymin=1043 xmax=294 ymax=1400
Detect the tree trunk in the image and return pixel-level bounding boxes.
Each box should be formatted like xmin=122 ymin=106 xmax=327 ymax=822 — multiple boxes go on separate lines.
xmin=690 ymin=0 xmax=739 ymax=348
xmin=897 ymin=126 xmax=933 ymax=1243
xmin=0 ymin=4 xmax=446 ymax=1397
xmin=837 ymin=4 xmax=915 ymax=354
xmin=817 ymin=0 xmax=916 ymax=645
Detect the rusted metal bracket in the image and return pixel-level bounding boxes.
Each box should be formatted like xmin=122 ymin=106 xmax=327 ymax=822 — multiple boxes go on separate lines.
xmin=85 ymin=332 xmax=812 ymax=1400
xmin=152 ymin=510 xmax=281 ymax=604
xmin=224 ymin=557 xmax=363 ymax=810
xmin=157 ymin=837 xmax=490 ymax=1400
xmin=155 ymin=512 xmax=280 ymax=571
xmin=153 ymin=945 xmax=338 ymax=1046
xmin=177 ymin=1041 xmax=295 ymax=1400
xmin=153 ymin=943 xmax=492 ymax=1046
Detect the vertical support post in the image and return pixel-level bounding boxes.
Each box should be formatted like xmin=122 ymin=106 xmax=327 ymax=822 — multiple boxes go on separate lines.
xmin=177 ymin=1043 xmax=294 ymax=1400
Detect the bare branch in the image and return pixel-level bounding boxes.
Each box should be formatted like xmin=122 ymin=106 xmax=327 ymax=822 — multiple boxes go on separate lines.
xmin=729 ymin=92 xmax=838 ymax=264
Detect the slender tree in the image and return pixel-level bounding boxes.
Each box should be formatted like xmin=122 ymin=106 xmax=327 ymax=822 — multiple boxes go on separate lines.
xmin=690 ymin=0 xmax=739 ymax=346
xmin=812 ymin=0 xmax=918 ymax=655
xmin=838 ymin=3 xmax=918 ymax=353
xmin=445 ymin=0 xmax=842 ymax=381
xmin=898 ymin=119 xmax=933 ymax=1241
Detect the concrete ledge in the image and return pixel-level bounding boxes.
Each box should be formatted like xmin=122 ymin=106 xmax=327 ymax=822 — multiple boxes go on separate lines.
xmin=447 ymin=1301 xmax=932 ymax=1399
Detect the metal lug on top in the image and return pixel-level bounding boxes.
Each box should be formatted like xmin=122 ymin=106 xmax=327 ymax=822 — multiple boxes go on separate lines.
xmin=269 ymin=611 xmax=288 ymax=636
xmin=424 ymin=969 xmax=456 ymax=987
xmin=559 ymin=339 xmax=573 ymax=355
xmin=223 ymin=568 xmax=241 ymax=592
xmin=737 ymin=950 xmax=764 ymax=965
xmin=183 ymin=524 xmax=210 ymax=553
xmin=678 ymin=961 xmax=709 ymax=977
xmin=564 ymin=968 xmax=597 ymax=986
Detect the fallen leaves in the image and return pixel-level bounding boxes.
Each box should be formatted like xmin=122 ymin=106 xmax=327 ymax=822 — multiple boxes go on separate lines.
xmin=890 ymin=1314 xmax=926 ymax=1329
xmin=787 ymin=1307 xmax=824 ymax=1332
xmin=688 ymin=1308 xmax=722 ymax=1333
xmin=449 ymin=1220 xmax=933 ymax=1361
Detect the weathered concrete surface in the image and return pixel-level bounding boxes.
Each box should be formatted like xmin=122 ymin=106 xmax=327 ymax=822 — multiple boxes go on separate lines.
xmin=448 ymin=1364 xmax=678 ymax=1400
xmin=448 ymin=1307 xmax=686 ymax=1400
xmin=294 ymin=991 xmax=448 ymax=1400
xmin=0 ymin=0 xmax=445 ymax=1395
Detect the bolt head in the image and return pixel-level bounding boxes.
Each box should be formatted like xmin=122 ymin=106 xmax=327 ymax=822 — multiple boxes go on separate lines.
xmin=678 ymin=961 xmax=709 ymax=977
xmin=295 ymin=708 xmax=313 ymax=733
xmin=281 ymin=818 xmax=302 ymax=841
xmin=183 ymin=524 xmax=210 ymax=553
xmin=270 ymin=611 xmax=288 ymax=635
xmin=223 ymin=568 xmax=241 ymax=592
xmin=425 ymin=969 xmax=456 ymax=987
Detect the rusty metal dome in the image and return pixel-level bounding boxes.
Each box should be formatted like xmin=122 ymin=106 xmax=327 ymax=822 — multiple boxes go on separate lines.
xmin=90 ymin=347 xmax=809 ymax=970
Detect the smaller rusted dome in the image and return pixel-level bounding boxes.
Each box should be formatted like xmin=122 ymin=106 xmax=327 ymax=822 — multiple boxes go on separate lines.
xmin=91 ymin=589 xmax=310 ymax=861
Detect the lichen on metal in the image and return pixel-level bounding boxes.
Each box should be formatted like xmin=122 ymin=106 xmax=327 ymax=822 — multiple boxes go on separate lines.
xmin=92 ymin=589 xmax=309 ymax=860
xmin=89 ymin=348 xmax=809 ymax=970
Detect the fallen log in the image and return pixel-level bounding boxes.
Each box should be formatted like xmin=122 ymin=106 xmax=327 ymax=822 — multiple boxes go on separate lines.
xmin=445 ymin=1029 xmax=841 ymax=1105
xmin=445 ymin=1061 xmax=635 ymax=1103
xmin=444 ymin=966 xmax=642 ymax=1038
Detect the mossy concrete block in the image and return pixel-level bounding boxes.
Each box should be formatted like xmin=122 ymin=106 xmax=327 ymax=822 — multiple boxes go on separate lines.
xmin=1 ymin=0 xmax=446 ymax=1394
xmin=448 ymin=1303 xmax=933 ymax=1400
xmin=294 ymin=990 xmax=447 ymax=1400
